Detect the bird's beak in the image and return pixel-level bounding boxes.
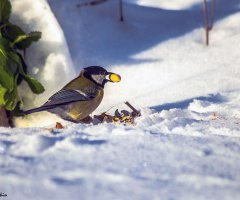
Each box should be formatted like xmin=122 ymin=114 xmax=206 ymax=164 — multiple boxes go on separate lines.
xmin=107 ymin=72 xmax=121 ymax=83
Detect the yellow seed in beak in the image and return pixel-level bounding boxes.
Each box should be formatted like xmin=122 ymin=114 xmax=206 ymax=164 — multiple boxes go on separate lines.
xmin=110 ymin=74 xmax=121 ymax=82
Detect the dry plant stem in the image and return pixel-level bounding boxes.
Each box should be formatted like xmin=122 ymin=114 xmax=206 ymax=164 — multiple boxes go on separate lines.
xmin=0 ymin=107 xmax=13 ymax=127
xmin=124 ymin=101 xmax=140 ymax=115
xmin=77 ymin=0 xmax=108 ymax=7
xmin=77 ymin=0 xmax=124 ymax=22
xmin=203 ymin=0 xmax=209 ymax=45
xmin=209 ymin=0 xmax=215 ymax=30
xmin=203 ymin=0 xmax=215 ymax=46
xmin=119 ymin=0 xmax=124 ymax=22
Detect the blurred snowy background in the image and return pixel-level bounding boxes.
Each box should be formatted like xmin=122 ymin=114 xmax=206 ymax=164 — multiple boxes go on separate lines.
xmin=1 ymin=0 xmax=240 ymax=199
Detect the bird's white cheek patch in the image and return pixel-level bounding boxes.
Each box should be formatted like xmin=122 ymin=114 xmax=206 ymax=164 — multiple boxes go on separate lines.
xmin=91 ymin=74 xmax=105 ymax=85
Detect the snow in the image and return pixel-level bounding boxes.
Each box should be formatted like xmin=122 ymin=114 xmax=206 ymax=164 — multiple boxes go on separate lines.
xmin=10 ymin=0 xmax=76 ymax=127
xmin=1 ymin=0 xmax=240 ymax=199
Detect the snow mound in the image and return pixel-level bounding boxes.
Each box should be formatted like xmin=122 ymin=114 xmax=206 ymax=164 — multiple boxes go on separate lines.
xmin=10 ymin=0 xmax=76 ymax=127
xmin=1 ymin=0 xmax=240 ymax=199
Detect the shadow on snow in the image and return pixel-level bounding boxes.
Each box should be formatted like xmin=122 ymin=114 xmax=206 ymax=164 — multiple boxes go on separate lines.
xmin=151 ymin=93 xmax=226 ymax=112
xmin=48 ymin=0 xmax=240 ymax=68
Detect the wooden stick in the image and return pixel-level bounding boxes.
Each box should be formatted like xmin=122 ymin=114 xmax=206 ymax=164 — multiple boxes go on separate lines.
xmin=203 ymin=0 xmax=209 ymax=46
xmin=119 ymin=0 xmax=124 ymax=22
xmin=77 ymin=0 xmax=108 ymax=7
xmin=124 ymin=101 xmax=140 ymax=116
xmin=209 ymin=0 xmax=215 ymax=30
xmin=203 ymin=0 xmax=215 ymax=46
xmin=77 ymin=0 xmax=124 ymax=22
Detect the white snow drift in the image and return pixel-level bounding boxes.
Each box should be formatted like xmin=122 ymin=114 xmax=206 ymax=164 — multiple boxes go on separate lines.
xmin=1 ymin=0 xmax=240 ymax=199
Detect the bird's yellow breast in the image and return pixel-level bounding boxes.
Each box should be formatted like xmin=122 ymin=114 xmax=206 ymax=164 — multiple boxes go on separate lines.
xmin=66 ymin=88 xmax=103 ymax=121
xmin=63 ymin=73 xmax=104 ymax=121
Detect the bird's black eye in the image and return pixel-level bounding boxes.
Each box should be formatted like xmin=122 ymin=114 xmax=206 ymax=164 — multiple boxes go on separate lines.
xmin=99 ymin=71 xmax=105 ymax=75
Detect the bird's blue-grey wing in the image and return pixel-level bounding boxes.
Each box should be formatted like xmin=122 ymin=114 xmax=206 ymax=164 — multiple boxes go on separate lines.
xmin=22 ymin=89 xmax=96 ymax=115
xmin=43 ymin=89 xmax=96 ymax=106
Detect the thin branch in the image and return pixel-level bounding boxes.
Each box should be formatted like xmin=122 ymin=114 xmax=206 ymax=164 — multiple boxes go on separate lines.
xmin=119 ymin=0 xmax=124 ymax=22
xmin=77 ymin=0 xmax=124 ymax=22
xmin=209 ymin=0 xmax=215 ymax=30
xmin=203 ymin=0 xmax=209 ymax=45
xmin=203 ymin=0 xmax=215 ymax=46
xmin=0 ymin=107 xmax=13 ymax=127
xmin=77 ymin=0 xmax=108 ymax=7
xmin=124 ymin=101 xmax=140 ymax=116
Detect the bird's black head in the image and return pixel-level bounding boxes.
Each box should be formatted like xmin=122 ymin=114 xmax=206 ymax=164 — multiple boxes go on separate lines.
xmin=82 ymin=66 xmax=113 ymax=88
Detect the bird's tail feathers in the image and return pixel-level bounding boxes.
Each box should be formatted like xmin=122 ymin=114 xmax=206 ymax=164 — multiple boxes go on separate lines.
xmin=21 ymin=106 xmax=49 ymax=115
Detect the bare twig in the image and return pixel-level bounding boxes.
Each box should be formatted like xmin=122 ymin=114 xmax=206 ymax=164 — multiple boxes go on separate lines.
xmin=203 ymin=0 xmax=215 ymax=46
xmin=203 ymin=0 xmax=209 ymax=45
xmin=77 ymin=0 xmax=108 ymax=7
xmin=124 ymin=101 xmax=140 ymax=116
xmin=119 ymin=0 xmax=124 ymax=22
xmin=77 ymin=0 xmax=124 ymax=22
xmin=0 ymin=107 xmax=13 ymax=127
xmin=209 ymin=0 xmax=215 ymax=30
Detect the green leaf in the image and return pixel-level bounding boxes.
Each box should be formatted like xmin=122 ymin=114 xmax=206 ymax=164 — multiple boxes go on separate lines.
xmin=3 ymin=73 xmax=18 ymax=111
xmin=0 ymin=23 xmax=9 ymax=30
xmin=14 ymin=53 xmax=45 ymax=94
xmin=11 ymin=100 xmax=23 ymax=116
xmin=16 ymin=74 xmax=24 ymax=86
xmin=14 ymin=31 xmax=42 ymax=50
xmin=0 ymin=48 xmax=7 ymax=66
xmin=9 ymin=51 xmax=20 ymax=64
xmin=0 ymin=84 xmax=7 ymax=108
xmin=0 ymin=38 xmax=15 ymax=90
xmin=4 ymin=85 xmax=17 ymax=110
xmin=0 ymin=0 xmax=11 ymax=24
xmin=16 ymin=52 xmax=27 ymax=73
xmin=0 ymin=37 xmax=9 ymax=66
xmin=22 ymin=74 xmax=45 ymax=94
xmin=2 ymin=23 xmax=25 ymax=42
xmin=12 ymin=52 xmax=26 ymax=85
xmin=0 ymin=65 xmax=14 ymax=90
xmin=10 ymin=35 xmax=27 ymax=48
xmin=4 ymin=51 xmax=20 ymax=75
xmin=27 ymin=31 xmax=42 ymax=42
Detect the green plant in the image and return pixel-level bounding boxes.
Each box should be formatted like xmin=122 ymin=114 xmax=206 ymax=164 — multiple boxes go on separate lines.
xmin=0 ymin=0 xmax=44 ymax=126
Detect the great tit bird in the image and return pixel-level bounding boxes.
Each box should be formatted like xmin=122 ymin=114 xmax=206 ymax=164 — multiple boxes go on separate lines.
xmin=22 ymin=66 xmax=121 ymax=123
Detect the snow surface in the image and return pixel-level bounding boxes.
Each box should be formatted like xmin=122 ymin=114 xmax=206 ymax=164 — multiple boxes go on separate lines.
xmin=1 ymin=0 xmax=240 ymax=199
